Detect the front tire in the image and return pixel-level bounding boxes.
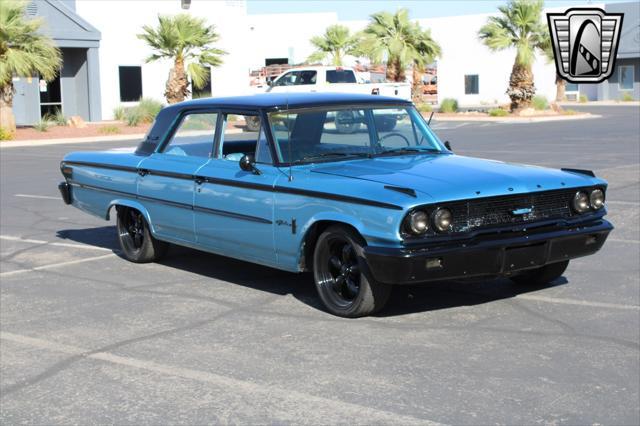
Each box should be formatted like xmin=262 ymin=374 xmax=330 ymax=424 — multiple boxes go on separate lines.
xmin=116 ymin=207 xmax=167 ymax=263
xmin=313 ymin=225 xmax=391 ymax=317
xmin=511 ymin=260 xmax=569 ymax=285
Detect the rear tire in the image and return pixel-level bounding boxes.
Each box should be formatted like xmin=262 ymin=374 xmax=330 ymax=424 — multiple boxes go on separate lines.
xmin=116 ymin=207 xmax=167 ymax=263
xmin=313 ymin=225 xmax=391 ymax=317
xmin=511 ymin=260 xmax=569 ymax=285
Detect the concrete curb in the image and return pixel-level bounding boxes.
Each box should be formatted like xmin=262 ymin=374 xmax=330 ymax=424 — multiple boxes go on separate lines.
xmin=0 ymin=128 xmax=246 ymax=149
xmin=434 ymin=113 xmax=601 ymax=123
xmin=0 ymin=133 xmax=145 ymax=149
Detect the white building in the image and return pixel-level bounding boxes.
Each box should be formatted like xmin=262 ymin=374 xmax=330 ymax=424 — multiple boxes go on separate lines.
xmin=14 ymin=0 xmax=636 ymax=124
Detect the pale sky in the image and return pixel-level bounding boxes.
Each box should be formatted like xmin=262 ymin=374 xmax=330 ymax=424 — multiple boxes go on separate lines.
xmin=246 ymin=0 xmax=638 ymax=20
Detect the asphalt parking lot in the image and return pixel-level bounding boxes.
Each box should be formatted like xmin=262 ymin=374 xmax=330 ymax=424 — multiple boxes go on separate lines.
xmin=1 ymin=105 xmax=638 ymax=425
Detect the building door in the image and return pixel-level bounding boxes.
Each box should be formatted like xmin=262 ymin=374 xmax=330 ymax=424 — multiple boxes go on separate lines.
xmin=39 ymin=74 xmax=62 ymax=118
xmin=12 ymin=76 xmax=40 ymax=125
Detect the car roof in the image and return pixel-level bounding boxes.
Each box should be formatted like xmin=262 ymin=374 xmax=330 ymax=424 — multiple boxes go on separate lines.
xmin=167 ymin=92 xmax=412 ymax=111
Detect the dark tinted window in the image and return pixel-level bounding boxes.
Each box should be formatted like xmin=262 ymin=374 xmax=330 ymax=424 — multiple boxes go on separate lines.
xmin=326 ymin=70 xmax=356 ymax=83
xmin=119 ymin=66 xmax=142 ymax=102
xmin=464 ymin=74 xmax=479 ymax=95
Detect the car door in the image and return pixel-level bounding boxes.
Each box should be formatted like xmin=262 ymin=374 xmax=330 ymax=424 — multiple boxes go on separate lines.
xmin=137 ymin=111 xmax=218 ymax=243
xmin=194 ymin=112 xmax=278 ymax=265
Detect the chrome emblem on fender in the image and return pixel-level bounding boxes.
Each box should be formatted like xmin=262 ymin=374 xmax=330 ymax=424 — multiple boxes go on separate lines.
xmin=547 ymin=8 xmax=624 ymax=83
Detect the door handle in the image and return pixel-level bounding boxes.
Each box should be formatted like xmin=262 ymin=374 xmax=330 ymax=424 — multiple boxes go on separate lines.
xmin=137 ymin=169 xmax=149 ymax=177
xmin=194 ymin=176 xmax=205 ymax=185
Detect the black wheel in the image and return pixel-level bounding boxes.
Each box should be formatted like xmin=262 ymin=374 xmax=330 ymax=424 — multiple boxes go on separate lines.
xmin=116 ymin=206 xmax=167 ymax=263
xmin=313 ymin=225 xmax=391 ymax=317
xmin=335 ymin=111 xmax=361 ymax=134
xmin=511 ymin=260 xmax=569 ymax=285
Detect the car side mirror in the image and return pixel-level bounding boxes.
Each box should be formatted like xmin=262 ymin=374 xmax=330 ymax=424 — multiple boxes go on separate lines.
xmin=267 ymin=79 xmax=273 ymax=87
xmin=444 ymin=141 xmax=452 ymax=151
xmin=239 ymin=154 xmax=261 ymax=175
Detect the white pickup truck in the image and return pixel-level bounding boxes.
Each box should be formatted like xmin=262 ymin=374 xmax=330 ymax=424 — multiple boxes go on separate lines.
xmin=265 ymin=66 xmax=411 ymax=101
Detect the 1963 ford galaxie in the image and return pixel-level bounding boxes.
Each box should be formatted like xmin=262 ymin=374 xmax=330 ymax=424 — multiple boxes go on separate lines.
xmin=59 ymin=93 xmax=612 ymax=317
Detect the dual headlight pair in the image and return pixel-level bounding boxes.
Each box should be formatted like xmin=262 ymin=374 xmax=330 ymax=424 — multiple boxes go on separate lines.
xmin=404 ymin=207 xmax=453 ymax=236
xmin=572 ymin=188 xmax=605 ymax=213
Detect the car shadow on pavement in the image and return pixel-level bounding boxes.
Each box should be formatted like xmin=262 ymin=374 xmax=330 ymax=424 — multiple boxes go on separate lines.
xmin=57 ymin=226 xmax=567 ymax=317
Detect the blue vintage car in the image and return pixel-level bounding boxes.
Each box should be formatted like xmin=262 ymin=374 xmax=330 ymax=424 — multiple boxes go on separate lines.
xmin=59 ymin=93 xmax=612 ymax=317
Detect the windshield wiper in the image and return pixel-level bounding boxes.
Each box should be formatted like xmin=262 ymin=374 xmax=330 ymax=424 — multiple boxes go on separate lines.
xmin=375 ymin=147 xmax=441 ymax=156
xmin=297 ymin=152 xmax=371 ymax=163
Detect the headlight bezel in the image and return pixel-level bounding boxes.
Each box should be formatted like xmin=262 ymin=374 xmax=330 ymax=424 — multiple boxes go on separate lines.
xmin=432 ymin=207 xmax=453 ymax=233
xmin=572 ymin=191 xmax=591 ymax=214
xmin=589 ymin=188 xmax=605 ymax=209
xmin=404 ymin=210 xmax=430 ymax=235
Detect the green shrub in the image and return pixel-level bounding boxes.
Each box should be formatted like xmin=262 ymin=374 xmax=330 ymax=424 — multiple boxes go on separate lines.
xmin=621 ymin=92 xmax=634 ymax=102
xmin=113 ymin=105 xmax=126 ymax=121
xmin=532 ymin=95 xmax=548 ymax=110
xmin=45 ymin=109 xmax=67 ymax=126
xmin=98 ymin=124 xmax=121 ymax=135
xmin=416 ymin=103 xmax=433 ymax=113
xmin=579 ymin=94 xmax=588 ymax=103
xmin=563 ymin=109 xmax=578 ymax=115
xmin=125 ymin=107 xmax=143 ymax=126
xmin=137 ymin=98 xmax=163 ymax=122
xmin=0 ymin=127 xmax=14 ymax=140
xmin=488 ymin=108 xmax=508 ymax=117
xmin=33 ymin=120 xmax=50 ymax=132
xmin=439 ymin=98 xmax=458 ymax=113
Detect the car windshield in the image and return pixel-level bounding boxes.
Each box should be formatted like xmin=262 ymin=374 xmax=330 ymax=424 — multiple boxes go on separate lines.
xmin=269 ymin=106 xmax=445 ymax=164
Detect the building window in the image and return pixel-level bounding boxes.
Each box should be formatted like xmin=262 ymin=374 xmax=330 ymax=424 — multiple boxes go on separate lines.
xmin=619 ymin=65 xmax=634 ymax=90
xmin=464 ymin=74 xmax=479 ymax=94
xmin=565 ymin=83 xmax=579 ymax=92
xmin=119 ymin=66 xmax=142 ymax=102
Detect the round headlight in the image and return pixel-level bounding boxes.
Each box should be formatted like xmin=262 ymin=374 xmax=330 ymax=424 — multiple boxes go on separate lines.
xmin=432 ymin=208 xmax=453 ymax=232
xmin=572 ymin=191 xmax=590 ymax=213
xmin=590 ymin=189 xmax=605 ymax=209
xmin=406 ymin=210 xmax=429 ymax=235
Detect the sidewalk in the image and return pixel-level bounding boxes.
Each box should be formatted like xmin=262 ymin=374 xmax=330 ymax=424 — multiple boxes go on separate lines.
xmin=433 ymin=112 xmax=601 ymax=123
xmin=0 ymin=133 xmax=145 ymax=149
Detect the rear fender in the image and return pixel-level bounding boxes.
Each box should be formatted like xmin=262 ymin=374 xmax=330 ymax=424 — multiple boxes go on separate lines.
xmin=106 ymin=199 xmax=156 ymax=234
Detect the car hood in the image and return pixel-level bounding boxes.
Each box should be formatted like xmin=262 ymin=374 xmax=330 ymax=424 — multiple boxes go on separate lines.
xmin=310 ymin=154 xmax=600 ymax=202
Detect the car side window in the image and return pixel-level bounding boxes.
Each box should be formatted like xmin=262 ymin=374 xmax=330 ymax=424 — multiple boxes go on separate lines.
xmin=218 ymin=114 xmax=272 ymax=164
xmin=274 ymin=71 xmax=299 ymax=87
xmin=162 ymin=112 xmax=218 ymax=158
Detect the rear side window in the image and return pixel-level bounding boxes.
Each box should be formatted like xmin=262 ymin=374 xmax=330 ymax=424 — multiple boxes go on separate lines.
xmin=162 ymin=112 xmax=218 ymax=158
xmin=326 ymin=70 xmax=356 ymax=83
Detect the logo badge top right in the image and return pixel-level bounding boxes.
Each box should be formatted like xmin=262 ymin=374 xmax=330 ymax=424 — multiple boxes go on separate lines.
xmin=547 ymin=8 xmax=624 ymax=84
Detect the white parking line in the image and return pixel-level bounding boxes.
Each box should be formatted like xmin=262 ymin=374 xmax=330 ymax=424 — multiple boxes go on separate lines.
xmin=517 ymin=294 xmax=640 ymax=311
xmin=0 ymin=253 xmax=116 ymax=278
xmin=14 ymin=194 xmax=60 ymax=200
xmin=605 ymin=200 xmax=640 ymax=206
xmin=608 ymin=238 xmax=640 ymax=244
xmin=0 ymin=235 xmax=112 ymax=251
xmin=0 ymin=332 xmax=438 ymax=425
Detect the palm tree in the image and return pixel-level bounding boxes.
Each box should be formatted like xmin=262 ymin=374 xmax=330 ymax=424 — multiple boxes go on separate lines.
xmin=138 ymin=14 xmax=226 ymax=104
xmin=0 ymin=0 xmax=61 ymax=134
xmin=540 ymin=31 xmax=566 ymax=102
xmin=479 ymin=0 xmax=547 ymax=111
xmin=307 ymin=25 xmax=360 ymax=66
xmin=360 ymin=9 xmax=441 ymax=84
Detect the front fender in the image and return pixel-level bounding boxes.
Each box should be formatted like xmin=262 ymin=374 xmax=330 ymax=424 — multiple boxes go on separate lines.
xmin=106 ymin=199 xmax=156 ymax=235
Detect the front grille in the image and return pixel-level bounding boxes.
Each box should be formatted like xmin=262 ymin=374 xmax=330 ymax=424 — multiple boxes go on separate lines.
xmin=443 ymin=189 xmax=579 ymax=233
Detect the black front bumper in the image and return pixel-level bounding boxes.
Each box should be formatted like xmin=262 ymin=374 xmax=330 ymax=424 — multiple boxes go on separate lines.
xmin=363 ymin=219 xmax=613 ymax=284
xmin=58 ymin=181 xmax=72 ymax=205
